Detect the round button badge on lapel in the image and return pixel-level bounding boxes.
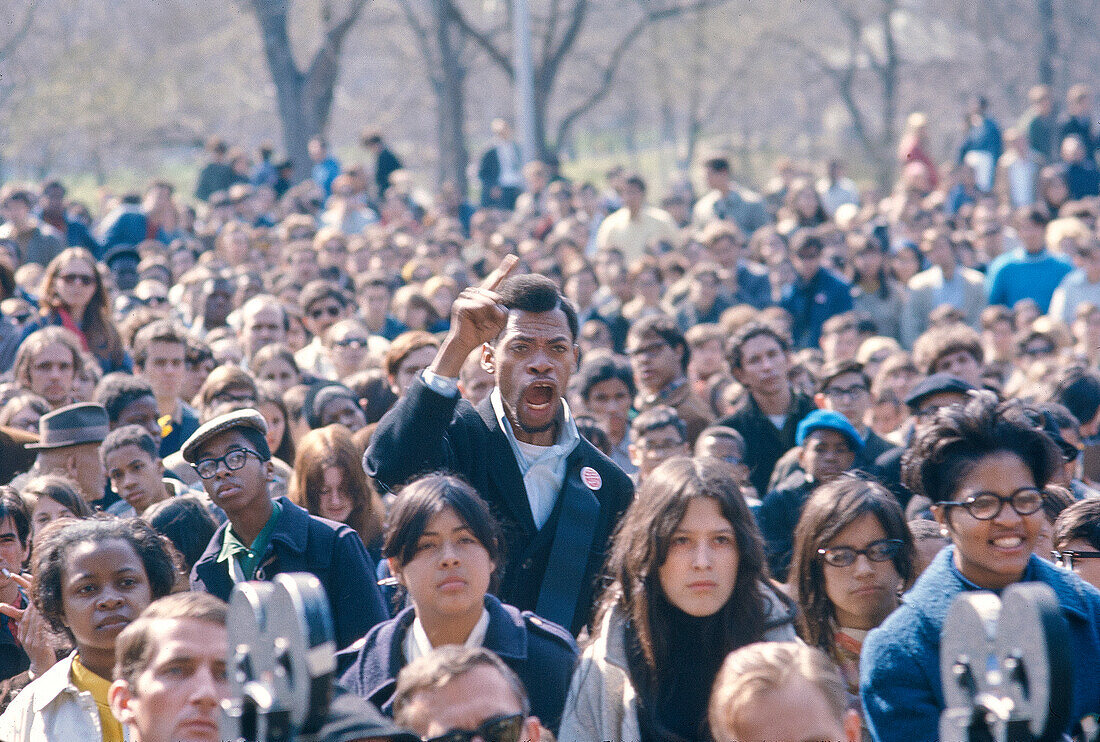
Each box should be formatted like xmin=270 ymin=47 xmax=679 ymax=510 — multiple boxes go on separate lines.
xmin=580 ymin=466 xmax=602 ymax=491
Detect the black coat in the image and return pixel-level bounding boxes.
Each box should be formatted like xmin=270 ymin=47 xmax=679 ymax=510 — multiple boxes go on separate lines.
xmin=365 ymin=378 xmax=634 ymax=635
xmin=336 ymin=594 xmax=578 ymax=732
xmin=718 ymin=390 xmax=816 ymax=496
xmin=190 ymin=497 xmax=389 ymax=650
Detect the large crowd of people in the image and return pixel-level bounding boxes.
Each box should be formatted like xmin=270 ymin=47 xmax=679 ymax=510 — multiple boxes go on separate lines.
xmin=0 ymin=83 xmax=1096 ymax=741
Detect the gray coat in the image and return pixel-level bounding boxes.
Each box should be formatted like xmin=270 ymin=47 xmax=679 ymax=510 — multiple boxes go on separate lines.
xmin=557 ymin=585 xmax=797 ymax=742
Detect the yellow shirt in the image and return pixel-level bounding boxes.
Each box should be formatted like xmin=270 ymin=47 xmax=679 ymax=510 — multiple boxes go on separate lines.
xmin=595 ymin=205 xmax=678 ymax=262
xmin=70 ymin=655 xmax=124 ymax=742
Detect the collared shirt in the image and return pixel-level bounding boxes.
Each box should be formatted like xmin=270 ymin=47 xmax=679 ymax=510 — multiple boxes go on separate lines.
xmin=495 ymin=140 xmax=522 ymax=187
xmin=637 ymin=376 xmax=688 ymax=409
xmin=70 ymin=655 xmax=124 ymax=742
xmin=403 ymin=608 xmax=490 ymax=665
xmin=611 ymin=434 xmax=637 ymax=475
xmin=931 ymin=265 xmax=968 ymax=311
xmin=218 ymin=499 xmax=283 ymax=582
xmin=490 ymin=388 xmax=581 ymax=531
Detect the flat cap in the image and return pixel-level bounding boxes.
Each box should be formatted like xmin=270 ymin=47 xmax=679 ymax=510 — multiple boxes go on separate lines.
xmin=903 ymin=373 xmax=975 ymax=411
xmin=181 ymin=408 xmax=267 ymax=464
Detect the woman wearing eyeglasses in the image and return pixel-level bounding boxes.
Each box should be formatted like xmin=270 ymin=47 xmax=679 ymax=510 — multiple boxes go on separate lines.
xmin=789 ymin=475 xmax=914 ymax=731
xmin=35 ymin=248 xmax=129 ymax=374
xmin=860 ymin=392 xmax=1100 ymax=741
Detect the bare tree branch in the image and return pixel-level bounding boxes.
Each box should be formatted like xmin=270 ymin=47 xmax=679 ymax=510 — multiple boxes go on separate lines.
xmin=553 ymin=0 xmax=730 ymax=151
xmin=0 ymin=0 xmax=38 ymax=62
xmin=395 ymin=0 xmax=443 ymax=88
xmin=441 ymin=0 xmax=515 ymax=77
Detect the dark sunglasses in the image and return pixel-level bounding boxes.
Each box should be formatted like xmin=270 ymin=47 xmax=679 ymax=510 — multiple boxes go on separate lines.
xmin=818 ymin=538 xmax=903 ymax=567
xmin=423 ymin=713 xmax=524 ymax=742
xmin=332 ymin=337 xmax=369 ymax=349
xmin=309 ymin=305 xmax=342 ymax=320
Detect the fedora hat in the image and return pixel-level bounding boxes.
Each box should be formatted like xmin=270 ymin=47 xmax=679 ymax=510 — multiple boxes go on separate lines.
xmin=26 ymin=403 xmax=110 ymax=450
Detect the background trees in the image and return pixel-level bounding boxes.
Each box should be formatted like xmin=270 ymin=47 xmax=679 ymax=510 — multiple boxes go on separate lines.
xmin=2 ymin=0 xmax=1099 ymax=195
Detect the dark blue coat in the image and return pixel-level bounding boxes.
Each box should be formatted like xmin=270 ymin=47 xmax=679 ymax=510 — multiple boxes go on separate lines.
xmin=365 ymin=378 xmax=634 ymax=635
xmin=780 ymin=268 xmax=853 ymax=349
xmin=860 ymin=546 xmax=1100 ymax=742
xmin=337 ymin=594 xmax=578 ymax=732
xmin=190 ymin=496 xmax=388 ymax=650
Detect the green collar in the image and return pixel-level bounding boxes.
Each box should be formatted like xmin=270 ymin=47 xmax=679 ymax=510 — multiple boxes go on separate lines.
xmin=218 ymin=499 xmax=282 ymax=580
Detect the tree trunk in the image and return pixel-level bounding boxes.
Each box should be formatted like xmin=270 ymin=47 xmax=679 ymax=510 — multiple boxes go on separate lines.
xmin=247 ymin=0 xmax=367 ymax=183
xmin=1037 ymin=0 xmax=1057 ymax=88
xmin=433 ymin=3 xmax=469 ymax=194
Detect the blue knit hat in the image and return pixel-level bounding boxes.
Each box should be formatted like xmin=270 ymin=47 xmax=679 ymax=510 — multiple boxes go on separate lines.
xmin=796 ymin=409 xmax=863 ymax=452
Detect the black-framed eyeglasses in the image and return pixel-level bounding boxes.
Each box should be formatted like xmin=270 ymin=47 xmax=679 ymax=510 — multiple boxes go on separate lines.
xmin=818 ymin=538 xmax=903 ymax=567
xmin=940 ymin=488 xmax=1043 ymax=521
xmin=1053 ymin=550 xmax=1100 ymax=570
xmin=423 ymin=713 xmax=524 ymax=742
xmin=823 ymin=385 xmax=869 ymax=402
xmin=192 ymin=448 xmax=262 ymax=479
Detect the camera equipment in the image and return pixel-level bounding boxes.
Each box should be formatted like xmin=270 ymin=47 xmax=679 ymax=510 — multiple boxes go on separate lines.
xmin=939 ymin=582 xmax=1079 ymax=742
xmin=222 ymin=573 xmax=337 ymax=742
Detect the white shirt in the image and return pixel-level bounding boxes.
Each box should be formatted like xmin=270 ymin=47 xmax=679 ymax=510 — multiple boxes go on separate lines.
xmin=495 ymin=140 xmax=522 ymax=187
xmin=490 ymin=388 xmax=580 ymax=531
xmin=403 ymin=608 xmax=490 ymax=665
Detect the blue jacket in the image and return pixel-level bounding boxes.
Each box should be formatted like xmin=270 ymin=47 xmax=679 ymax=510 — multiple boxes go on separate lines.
xmin=780 ymin=268 xmax=853 ymax=349
xmin=190 ymin=496 xmax=389 ymax=650
xmin=336 ymin=594 xmax=577 ymax=732
xmin=860 ymin=546 xmax=1100 ymax=742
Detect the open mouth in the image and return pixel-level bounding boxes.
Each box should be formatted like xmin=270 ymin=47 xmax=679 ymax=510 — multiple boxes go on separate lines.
xmin=991 ymin=535 xmax=1025 ymax=549
xmin=523 ymin=382 xmax=556 ymax=410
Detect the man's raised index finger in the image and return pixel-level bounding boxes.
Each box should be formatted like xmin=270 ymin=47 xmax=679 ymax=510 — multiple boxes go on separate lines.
xmin=480 ymin=254 xmax=519 ymax=291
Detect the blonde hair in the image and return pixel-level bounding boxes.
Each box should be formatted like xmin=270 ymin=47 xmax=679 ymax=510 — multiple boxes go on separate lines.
xmin=709 ymin=641 xmax=846 ymax=741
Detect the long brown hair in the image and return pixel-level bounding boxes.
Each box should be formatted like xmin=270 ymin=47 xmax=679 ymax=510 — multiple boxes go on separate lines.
xmin=595 ymin=456 xmax=773 ymax=675
xmin=39 ymin=247 xmax=123 ymax=368
xmin=289 ymin=424 xmax=383 ymax=547
xmin=788 ymin=474 xmax=914 ymax=657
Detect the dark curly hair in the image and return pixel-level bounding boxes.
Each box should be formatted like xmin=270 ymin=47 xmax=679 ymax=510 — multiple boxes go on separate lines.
xmin=33 ymin=516 xmax=177 ymax=642
xmin=901 ymin=391 xmax=1062 ymax=505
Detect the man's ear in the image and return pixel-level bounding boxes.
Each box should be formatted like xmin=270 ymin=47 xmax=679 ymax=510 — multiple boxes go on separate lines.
xmin=108 ymin=679 xmax=137 ymax=728
xmin=480 ymin=342 xmax=495 ymax=374
xmin=813 ymin=392 xmax=827 ymax=409
xmin=524 ymin=716 xmax=542 ymax=742
xmin=263 ymin=460 xmax=275 ymax=483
